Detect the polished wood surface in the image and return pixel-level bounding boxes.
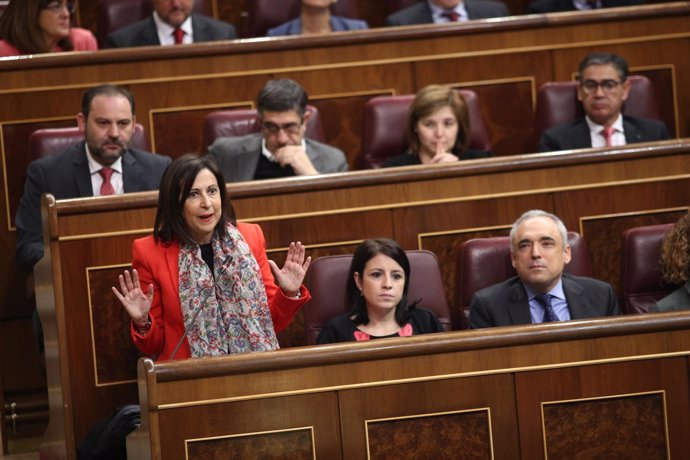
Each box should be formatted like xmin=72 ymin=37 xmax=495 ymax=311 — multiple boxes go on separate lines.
xmin=131 ymin=312 xmax=690 ymax=459
xmin=34 ymin=141 xmax=690 ymax=458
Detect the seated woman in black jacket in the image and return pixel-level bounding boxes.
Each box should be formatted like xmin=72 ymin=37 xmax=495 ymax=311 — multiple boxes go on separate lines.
xmin=383 ymin=84 xmax=491 ymax=168
xmin=316 ymin=238 xmax=443 ymax=343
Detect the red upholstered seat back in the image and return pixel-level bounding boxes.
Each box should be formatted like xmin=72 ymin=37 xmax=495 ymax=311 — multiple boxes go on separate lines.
xmin=455 ymin=232 xmax=592 ymax=329
xmin=248 ymin=0 xmax=359 ymax=37
xmin=620 ymin=223 xmax=676 ymax=314
xmin=361 ymin=90 xmax=491 ymax=169
xmin=202 ymin=105 xmax=325 ymax=151
xmin=533 ymin=75 xmax=660 ymax=150
xmin=28 ymin=124 xmax=150 ymax=161
xmin=303 ymin=250 xmax=452 ymax=344
xmin=386 ymin=0 xmax=420 ymax=15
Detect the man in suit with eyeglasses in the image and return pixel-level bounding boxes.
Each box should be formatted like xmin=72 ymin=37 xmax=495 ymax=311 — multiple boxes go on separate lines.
xmin=539 ymin=52 xmax=670 ymax=152
xmin=207 ymin=79 xmax=348 ymax=182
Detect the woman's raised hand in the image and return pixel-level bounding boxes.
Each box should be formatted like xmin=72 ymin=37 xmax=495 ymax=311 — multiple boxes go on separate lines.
xmin=268 ymin=242 xmax=311 ymax=298
xmin=112 ymin=269 xmax=153 ymax=324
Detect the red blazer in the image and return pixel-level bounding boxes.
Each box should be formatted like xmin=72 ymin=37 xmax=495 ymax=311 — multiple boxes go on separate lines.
xmin=130 ymin=222 xmax=310 ymax=360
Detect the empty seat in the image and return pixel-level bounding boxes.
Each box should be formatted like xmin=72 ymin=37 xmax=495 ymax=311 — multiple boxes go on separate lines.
xmin=361 ymin=89 xmax=491 ymax=169
xmin=455 ymin=232 xmax=591 ymax=329
xmin=248 ymin=0 xmax=359 ymax=37
xmin=533 ymin=75 xmax=660 ymax=150
xmin=303 ymin=250 xmax=452 ymax=345
xmin=202 ymin=105 xmax=325 ymax=150
xmin=620 ymin=223 xmax=675 ymax=314
xmin=28 ymin=124 xmax=150 ymax=161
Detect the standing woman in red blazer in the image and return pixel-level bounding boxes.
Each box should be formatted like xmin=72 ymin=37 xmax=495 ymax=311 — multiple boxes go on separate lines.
xmin=112 ymin=154 xmax=311 ymax=361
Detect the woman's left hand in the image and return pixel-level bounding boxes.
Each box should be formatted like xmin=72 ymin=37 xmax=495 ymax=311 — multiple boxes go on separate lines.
xmin=268 ymin=241 xmax=311 ymax=298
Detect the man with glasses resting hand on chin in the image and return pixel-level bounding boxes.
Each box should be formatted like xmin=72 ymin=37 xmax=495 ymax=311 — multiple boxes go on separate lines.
xmin=207 ymin=79 xmax=348 ymax=182
xmin=539 ymin=52 xmax=670 ymax=152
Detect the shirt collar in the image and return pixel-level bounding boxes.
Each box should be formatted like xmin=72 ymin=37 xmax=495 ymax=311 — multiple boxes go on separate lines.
xmin=585 ymin=113 xmax=624 ymax=134
xmin=85 ymin=143 xmax=123 ymax=175
xmin=427 ymin=0 xmax=467 ymax=22
xmin=261 ymin=138 xmax=307 ymax=162
xmin=152 ymin=11 xmax=193 ymax=40
xmin=524 ymin=278 xmax=566 ymax=302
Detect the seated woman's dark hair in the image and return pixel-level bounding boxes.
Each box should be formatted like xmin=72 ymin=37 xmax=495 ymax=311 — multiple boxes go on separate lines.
xmin=153 ymin=154 xmax=236 ymax=244
xmin=347 ymin=238 xmax=417 ymax=326
xmin=0 ymin=0 xmax=74 ymax=54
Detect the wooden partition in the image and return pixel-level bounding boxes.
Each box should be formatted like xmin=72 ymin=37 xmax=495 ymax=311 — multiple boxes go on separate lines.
xmin=128 ymin=312 xmax=690 ymax=459
xmin=35 ymin=141 xmax=690 ymax=458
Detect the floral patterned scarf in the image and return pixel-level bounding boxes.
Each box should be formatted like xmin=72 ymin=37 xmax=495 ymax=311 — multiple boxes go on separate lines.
xmin=178 ymin=223 xmax=279 ymax=357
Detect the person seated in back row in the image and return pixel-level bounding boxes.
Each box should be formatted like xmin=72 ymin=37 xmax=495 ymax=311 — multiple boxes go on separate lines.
xmin=0 ymin=0 xmax=97 ymax=56
xmin=267 ymin=0 xmax=368 ymax=37
xmin=469 ymin=210 xmax=621 ymax=328
xmin=383 ymin=84 xmax=491 ymax=168
xmin=207 ymin=78 xmax=348 ymax=182
xmin=653 ymin=212 xmax=690 ymax=312
xmin=525 ymin=0 xmax=643 ymax=15
xmin=107 ymin=0 xmax=236 ymax=48
xmin=539 ymin=52 xmax=670 ymax=152
xmin=385 ymin=0 xmax=508 ymax=27
xmin=317 ymin=238 xmax=443 ymax=344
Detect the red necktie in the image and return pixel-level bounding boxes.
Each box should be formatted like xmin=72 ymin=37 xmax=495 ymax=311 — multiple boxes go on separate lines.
xmin=443 ymin=11 xmax=460 ymax=22
xmin=601 ymin=126 xmax=615 ymax=146
xmin=173 ymin=28 xmax=184 ymax=45
xmin=99 ymin=167 xmax=115 ymax=195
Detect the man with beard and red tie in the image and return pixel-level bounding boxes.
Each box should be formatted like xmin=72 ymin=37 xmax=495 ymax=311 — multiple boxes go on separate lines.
xmin=15 ymin=84 xmax=171 ymax=273
xmin=106 ymin=0 xmax=236 ymax=48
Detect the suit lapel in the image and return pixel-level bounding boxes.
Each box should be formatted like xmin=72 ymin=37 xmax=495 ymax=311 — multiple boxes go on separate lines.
xmin=73 ymin=143 xmax=94 ymax=196
xmin=572 ymin=119 xmax=593 ymax=149
xmin=623 ymin=118 xmax=643 ymax=143
xmin=121 ymin=151 xmax=140 ymax=192
xmin=191 ymin=15 xmax=207 ymax=42
xmin=140 ymin=17 xmax=161 ymax=46
xmin=562 ymin=275 xmax=587 ymax=319
xmin=508 ymin=282 xmax=532 ymax=325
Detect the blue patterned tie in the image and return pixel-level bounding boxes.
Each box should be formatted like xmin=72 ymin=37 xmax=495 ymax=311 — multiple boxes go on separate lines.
xmin=535 ymin=294 xmax=559 ymax=322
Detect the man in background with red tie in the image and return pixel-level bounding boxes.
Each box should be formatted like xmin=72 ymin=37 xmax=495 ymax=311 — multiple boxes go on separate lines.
xmin=468 ymin=209 xmax=620 ymax=329
xmin=539 ymin=52 xmax=670 ymax=152
xmin=385 ymin=0 xmax=508 ymax=27
xmin=106 ymin=0 xmax=236 ymax=48
xmin=15 ymin=84 xmax=171 ymax=273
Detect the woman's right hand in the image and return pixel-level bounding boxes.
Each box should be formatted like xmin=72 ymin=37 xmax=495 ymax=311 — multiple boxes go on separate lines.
xmin=112 ymin=269 xmax=153 ymax=325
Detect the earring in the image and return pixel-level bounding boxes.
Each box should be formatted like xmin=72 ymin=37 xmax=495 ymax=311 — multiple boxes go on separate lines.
xmin=359 ymin=290 xmax=364 ymax=296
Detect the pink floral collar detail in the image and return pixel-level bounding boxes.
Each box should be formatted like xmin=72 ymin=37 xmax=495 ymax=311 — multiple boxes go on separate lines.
xmin=354 ymin=323 xmax=413 ymax=341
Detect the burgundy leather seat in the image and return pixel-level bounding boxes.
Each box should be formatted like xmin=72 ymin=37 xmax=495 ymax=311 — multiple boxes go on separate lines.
xmin=455 ymin=232 xmax=592 ymax=329
xmin=28 ymin=124 xmax=150 ymax=161
xmin=202 ymin=105 xmax=325 ymax=151
xmin=248 ymin=0 xmax=359 ymax=37
xmin=386 ymin=0 xmax=420 ymax=15
xmin=533 ymin=75 xmax=660 ymax=150
xmin=98 ymin=0 xmax=212 ymax=47
xmin=620 ymin=223 xmax=675 ymax=314
xmin=361 ymin=89 xmax=491 ymax=169
xmin=303 ymin=250 xmax=452 ymax=345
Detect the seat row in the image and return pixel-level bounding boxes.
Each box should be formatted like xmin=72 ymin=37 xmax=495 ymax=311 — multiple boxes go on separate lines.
xmin=302 ymin=224 xmax=675 ymax=341
xmin=27 ymin=75 xmax=661 ymax=169
xmin=96 ymin=0 xmax=418 ymax=45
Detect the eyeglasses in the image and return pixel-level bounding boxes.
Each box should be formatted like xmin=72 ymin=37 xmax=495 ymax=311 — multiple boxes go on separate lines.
xmin=44 ymin=1 xmax=75 ymax=14
xmin=580 ymin=79 xmax=622 ymax=94
xmin=261 ymin=121 xmax=302 ymax=136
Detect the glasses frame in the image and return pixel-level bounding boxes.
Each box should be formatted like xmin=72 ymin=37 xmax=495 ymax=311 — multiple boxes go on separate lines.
xmin=260 ymin=120 xmax=303 ymax=136
xmin=579 ymin=79 xmax=623 ymax=94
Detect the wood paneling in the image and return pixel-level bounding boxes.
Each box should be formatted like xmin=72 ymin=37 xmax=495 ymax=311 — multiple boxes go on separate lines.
xmin=131 ymin=314 xmax=690 ymax=459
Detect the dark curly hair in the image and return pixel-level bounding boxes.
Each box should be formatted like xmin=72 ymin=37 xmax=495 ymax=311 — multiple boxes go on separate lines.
xmin=661 ymin=212 xmax=690 ymax=285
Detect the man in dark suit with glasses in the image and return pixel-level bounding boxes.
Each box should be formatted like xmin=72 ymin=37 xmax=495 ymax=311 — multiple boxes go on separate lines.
xmin=539 ymin=52 xmax=670 ymax=152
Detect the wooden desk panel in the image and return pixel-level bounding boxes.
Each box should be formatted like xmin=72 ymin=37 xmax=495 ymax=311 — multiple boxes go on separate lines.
xmin=131 ymin=313 xmax=690 ymax=459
